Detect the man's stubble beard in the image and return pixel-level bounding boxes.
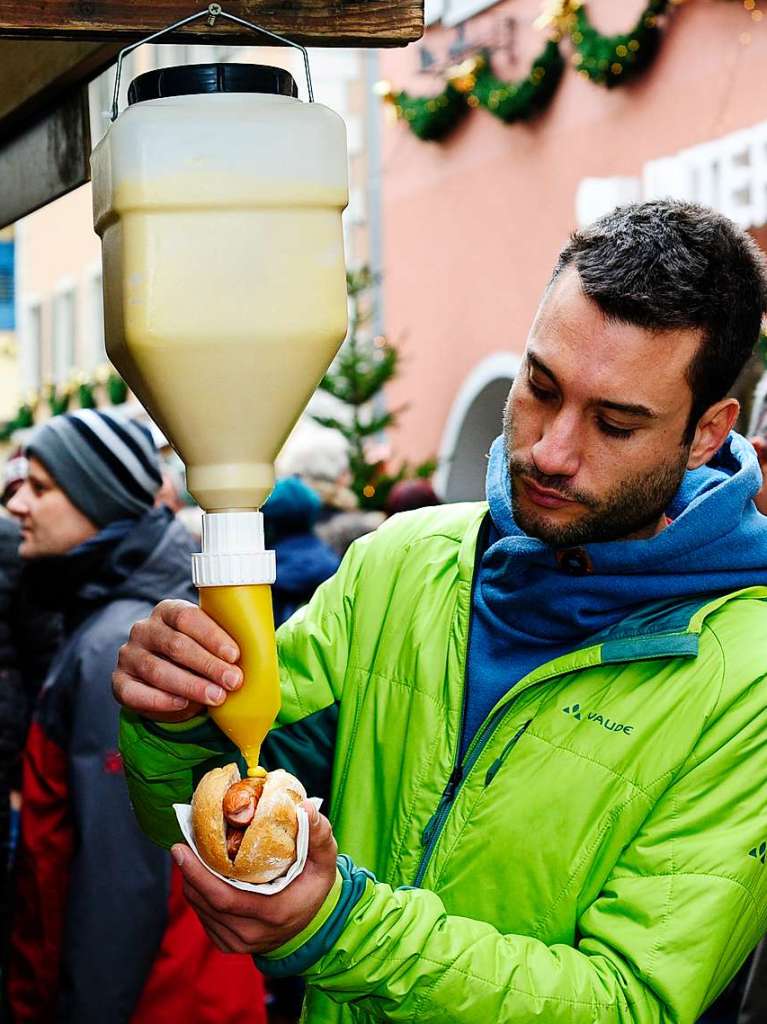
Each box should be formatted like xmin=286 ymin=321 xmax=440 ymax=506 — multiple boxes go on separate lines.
xmin=503 ymin=429 xmax=691 ymax=548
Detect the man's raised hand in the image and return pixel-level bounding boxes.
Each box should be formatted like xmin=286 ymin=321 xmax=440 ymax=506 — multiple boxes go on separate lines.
xmin=112 ymin=599 xmax=243 ymax=722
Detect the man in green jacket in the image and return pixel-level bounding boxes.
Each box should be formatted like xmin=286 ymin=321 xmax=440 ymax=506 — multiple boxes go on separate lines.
xmin=114 ymin=200 xmax=767 ymax=1024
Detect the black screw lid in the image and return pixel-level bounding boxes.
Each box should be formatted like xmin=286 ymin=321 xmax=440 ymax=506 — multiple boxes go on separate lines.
xmin=127 ymin=62 xmax=299 ymax=105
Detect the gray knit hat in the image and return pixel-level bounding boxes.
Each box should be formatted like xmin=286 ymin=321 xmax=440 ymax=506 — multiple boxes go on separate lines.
xmin=26 ymin=410 xmax=163 ymax=527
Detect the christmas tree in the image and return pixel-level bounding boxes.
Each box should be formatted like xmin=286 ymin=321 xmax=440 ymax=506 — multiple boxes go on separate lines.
xmin=312 ymin=267 xmax=435 ymax=510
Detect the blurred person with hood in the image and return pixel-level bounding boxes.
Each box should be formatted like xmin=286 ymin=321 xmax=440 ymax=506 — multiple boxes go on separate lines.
xmin=5 ymin=410 xmax=265 ymax=1024
xmin=315 ymin=510 xmax=385 ymax=559
xmin=276 ymin=422 xmax=356 ymax=523
xmin=263 ymin=477 xmax=340 ymax=626
xmin=384 ymin=478 xmax=441 ymax=517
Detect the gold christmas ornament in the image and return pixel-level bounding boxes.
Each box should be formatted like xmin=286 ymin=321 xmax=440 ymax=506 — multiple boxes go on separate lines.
xmin=373 ymin=80 xmax=396 ymax=103
xmin=445 ymin=54 xmax=484 ymax=94
xmin=535 ymin=0 xmax=582 ymax=36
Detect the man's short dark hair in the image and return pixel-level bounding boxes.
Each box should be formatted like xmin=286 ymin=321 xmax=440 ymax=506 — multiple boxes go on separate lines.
xmin=552 ymin=200 xmax=767 ymax=441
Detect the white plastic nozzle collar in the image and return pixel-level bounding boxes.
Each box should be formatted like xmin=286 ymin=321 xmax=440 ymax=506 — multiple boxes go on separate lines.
xmin=192 ymin=511 xmax=276 ymax=587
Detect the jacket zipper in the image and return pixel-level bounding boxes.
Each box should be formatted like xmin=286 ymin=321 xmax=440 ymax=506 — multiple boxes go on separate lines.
xmin=414 ymin=702 xmax=530 ymax=886
xmin=414 ymin=517 xmax=487 ymax=886
xmin=484 ymin=719 xmax=532 ymax=786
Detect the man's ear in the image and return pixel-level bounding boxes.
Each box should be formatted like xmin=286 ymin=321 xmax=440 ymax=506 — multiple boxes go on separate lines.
xmin=687 ymin=398 xmax=740 ymax=469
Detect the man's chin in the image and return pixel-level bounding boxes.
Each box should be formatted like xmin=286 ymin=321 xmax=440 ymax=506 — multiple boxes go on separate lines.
xmin=18 ymin=538 xmax=42 ymax=559
xmin=513 ymin=496 xmax=584 ymax=546
xmin=518 ymin=516 xmax=581 ymax=547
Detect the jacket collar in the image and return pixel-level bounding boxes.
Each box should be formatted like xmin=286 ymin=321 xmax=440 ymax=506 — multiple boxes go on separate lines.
xmin=458 ymin=506 xmax=767 ymax=667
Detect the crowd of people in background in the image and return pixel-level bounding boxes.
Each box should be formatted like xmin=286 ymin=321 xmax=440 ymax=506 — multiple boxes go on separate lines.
xmin=0 ymin=407 xmax=442 ymax=1024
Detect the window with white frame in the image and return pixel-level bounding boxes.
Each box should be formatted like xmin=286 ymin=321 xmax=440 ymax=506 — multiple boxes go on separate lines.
xmin=52 ymin=287 xmax=76 ymax=383
xmin=86 ymin=268 xmax=107 ymax=370
xmin=425 ymin=0 xmax=445 ymax=25
xmin=442 ymin=0 xmax=503 ymax=27
xmin=21 ymin=300 xmax=43 ymax=391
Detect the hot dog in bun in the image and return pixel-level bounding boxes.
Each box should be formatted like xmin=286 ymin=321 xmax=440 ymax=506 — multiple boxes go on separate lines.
xmin=191 ymin=764 xmax=306 ymax=884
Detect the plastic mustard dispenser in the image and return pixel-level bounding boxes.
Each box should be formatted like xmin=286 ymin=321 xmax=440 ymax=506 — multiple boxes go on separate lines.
xmin=193 ymin=512 xmax=279 ymax=777
xmin=91 ymin=43 xmax=349 ymax=776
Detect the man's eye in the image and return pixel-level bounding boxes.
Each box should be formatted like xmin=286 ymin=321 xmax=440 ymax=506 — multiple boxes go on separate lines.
xmin=528 ymin=379 xmax=557 ymax=403
xmin=598 ymin=419 xmax=635 ymax=440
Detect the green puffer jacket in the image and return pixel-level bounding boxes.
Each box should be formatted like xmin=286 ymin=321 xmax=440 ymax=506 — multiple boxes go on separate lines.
xmin=120 ymin=503 xmax=767 ymax=1024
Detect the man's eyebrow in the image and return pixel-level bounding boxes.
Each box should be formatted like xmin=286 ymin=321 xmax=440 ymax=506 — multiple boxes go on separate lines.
xmin=598 ymin=399 xmax=658 ymax=420
xmin=526 ymin=351 xmax=658 ymax=419
xmin=527 ymin=351 xmax=558 ymax=384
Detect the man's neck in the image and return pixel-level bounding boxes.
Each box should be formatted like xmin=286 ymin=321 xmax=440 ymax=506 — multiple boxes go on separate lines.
xmin=625 ymin=514 xmax=671 ymax=542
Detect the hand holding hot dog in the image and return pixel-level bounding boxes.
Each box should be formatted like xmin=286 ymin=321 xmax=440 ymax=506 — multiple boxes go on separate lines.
xmin=172 ymin=800 xmax=338 ymax=955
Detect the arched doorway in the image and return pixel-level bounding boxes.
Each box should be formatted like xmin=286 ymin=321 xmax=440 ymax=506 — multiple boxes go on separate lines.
xmin=436 ymin=354 xmax=519 ymax=503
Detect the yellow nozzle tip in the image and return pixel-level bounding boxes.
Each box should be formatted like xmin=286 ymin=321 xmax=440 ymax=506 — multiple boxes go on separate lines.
xmin=247 ymin=766 xmax=267 ymax=779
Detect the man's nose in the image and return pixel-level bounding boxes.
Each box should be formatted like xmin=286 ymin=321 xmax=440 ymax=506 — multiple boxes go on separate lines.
xmin=7 ymin=483 xmax=30 ymax=518
xmin=531 ymin=413 xmax=581 ymax=480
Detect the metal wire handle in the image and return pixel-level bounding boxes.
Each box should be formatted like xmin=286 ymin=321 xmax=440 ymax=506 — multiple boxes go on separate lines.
xmin=110 ymin=2 xmax=314 ymax=120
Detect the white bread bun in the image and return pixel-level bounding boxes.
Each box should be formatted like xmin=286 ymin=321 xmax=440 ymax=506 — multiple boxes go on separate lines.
xmin=191 ymin=764 xmax=307 ymax=884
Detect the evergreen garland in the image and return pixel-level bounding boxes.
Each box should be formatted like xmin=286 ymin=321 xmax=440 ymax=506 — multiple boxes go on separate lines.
xmin=47 ymin=383 xmax=71 ymax=417
xmin=78 ymin=380 xmax=97 ymax=409
xmin=468 ymin=41 xmax=565 ymax=122
xmin=0 ymin=367 xmax=130 ymax=441
xmin=381 ymin=43 xmax=565 ymax=142
xmin=107 ymin=371 xmax=128 ymax=406
xmin=390 ymin=82 xmax=469 ymax=142
xmin=382 ymin=0 xmax=682 ymax=141
xmin=569 ymin=0 xmax=671 ymax=87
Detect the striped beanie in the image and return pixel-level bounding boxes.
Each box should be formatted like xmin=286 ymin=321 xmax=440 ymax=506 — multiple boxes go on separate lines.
xmin=26 ymin=410 xmax=163 ymax=527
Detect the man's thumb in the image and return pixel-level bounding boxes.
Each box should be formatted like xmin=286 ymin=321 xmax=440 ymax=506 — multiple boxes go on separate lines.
xmin=303 ymin=800 xmax=336 ymax=860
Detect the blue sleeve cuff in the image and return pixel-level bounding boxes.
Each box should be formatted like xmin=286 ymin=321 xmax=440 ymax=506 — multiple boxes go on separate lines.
xmin=254 ymin=854 xmax=373 ymax=977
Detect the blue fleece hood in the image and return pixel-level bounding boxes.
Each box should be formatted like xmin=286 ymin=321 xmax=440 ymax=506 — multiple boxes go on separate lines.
xmin=482 ymin=431 xmax=767 ymax=644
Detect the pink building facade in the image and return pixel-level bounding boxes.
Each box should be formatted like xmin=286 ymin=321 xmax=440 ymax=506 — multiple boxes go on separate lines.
xmin=378 ymin=0 xmax=767 ymax=500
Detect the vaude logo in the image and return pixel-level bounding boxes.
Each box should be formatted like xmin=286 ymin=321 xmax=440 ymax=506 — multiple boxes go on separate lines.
xmin=749 ymin=841 xmax=767 ymax=865
xmin=563 ymin=703 xmax=634 ymax=736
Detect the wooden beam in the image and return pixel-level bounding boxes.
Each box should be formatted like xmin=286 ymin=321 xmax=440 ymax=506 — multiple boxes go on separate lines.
xmin=0 ymin=1 xmax=423 ymax=47
xmin=0 ymin=86 xmax=91 ymax=228
xmin=0 ymin=39 xmax=119 ymax=139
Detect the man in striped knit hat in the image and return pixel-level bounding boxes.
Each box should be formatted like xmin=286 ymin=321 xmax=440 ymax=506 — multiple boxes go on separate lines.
xmin=4 ymin=410 xmax=266 ymax=1024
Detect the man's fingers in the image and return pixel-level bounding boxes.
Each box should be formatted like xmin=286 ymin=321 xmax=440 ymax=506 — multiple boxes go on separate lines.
xmin=112 ymin=670 xmax=203 ymax=720
xmin=117 ymin=643 xmax=229 ymax=709
xmin=194 ymin=908 xmax=250 ymax=953
xmin=156 ymin=600 xmax=240 ymax=663
xmin=305 ymin=802 xmax=338 ymax=864
xmin=129 ymin=616 xmax=242 ymax=692
xmin=174 ymin=845 xmax=251 ymax=916
xmin=111 ymin=601 xmax=244 ymax=723
xmin=175 ymin=845 xmax=293 ymax=923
